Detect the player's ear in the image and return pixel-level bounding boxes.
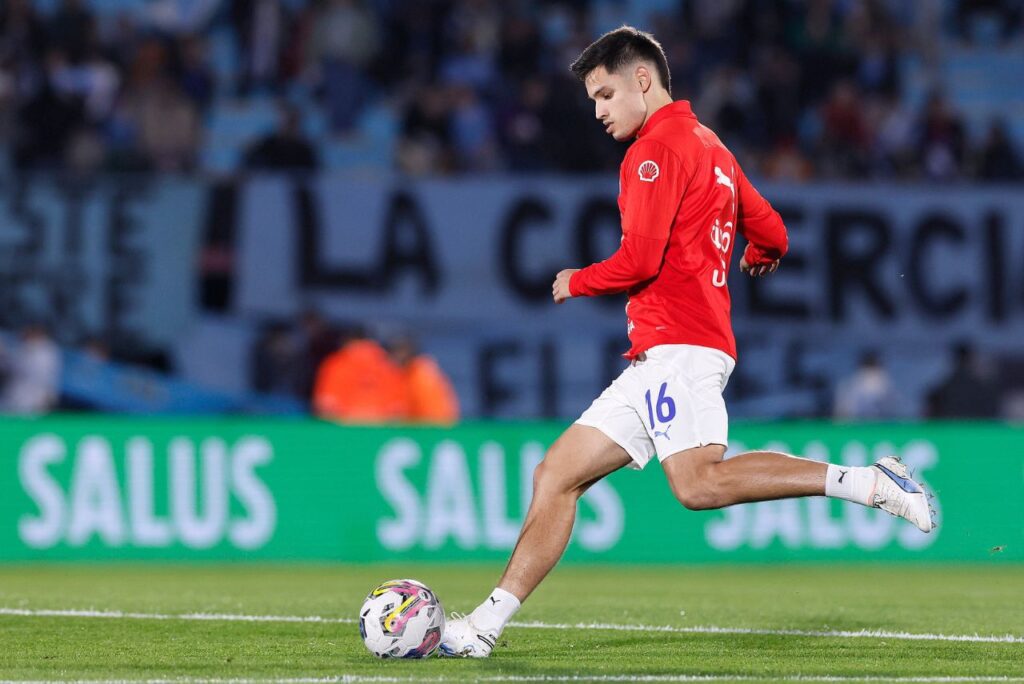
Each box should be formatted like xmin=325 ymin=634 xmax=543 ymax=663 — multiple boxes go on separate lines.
xmin=636 ymin=65 xmax=651 ymax=93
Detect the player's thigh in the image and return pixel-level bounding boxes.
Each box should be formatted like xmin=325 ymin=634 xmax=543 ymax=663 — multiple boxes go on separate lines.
xmin=535 ymin=423 xmax=633 ymax=497
xmin=576 ymin=362 xmax=659 ymax=470
xmin=661 ymin=442 xmax=726 ymax=504
xmin=632 ymin=345 xmax=734 ymax=463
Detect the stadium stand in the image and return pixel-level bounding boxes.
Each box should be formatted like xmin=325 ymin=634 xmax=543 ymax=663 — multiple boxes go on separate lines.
xmin=1 ymin=0 xmax=1021 ymax=179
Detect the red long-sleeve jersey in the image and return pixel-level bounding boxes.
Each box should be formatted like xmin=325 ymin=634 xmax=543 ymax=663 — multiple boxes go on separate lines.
xmin=569 ymin=100 xmax=788 ymax=360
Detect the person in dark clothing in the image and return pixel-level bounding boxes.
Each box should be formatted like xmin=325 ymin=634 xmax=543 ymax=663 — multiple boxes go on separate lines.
xmin=927 ymin=343 xmax=1001 ymax=418
xmin=250 ymin=321 xmax=305 ymax=397
xmin=47 ymin=0 xmax=94 ymax=61
xmin=976 ymin=119 xmax=1022 ymax=180
xmin=243 ymin=104 xmax=318 ymax=171
xmin=12 ymin=50 xmax=84 ymax=170
xmin=297 ymin=309 xmax=340 ymax=398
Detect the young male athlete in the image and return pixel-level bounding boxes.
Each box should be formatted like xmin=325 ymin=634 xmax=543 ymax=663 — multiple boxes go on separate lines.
xmin=440 ymin=26 xmax=934 ymax=658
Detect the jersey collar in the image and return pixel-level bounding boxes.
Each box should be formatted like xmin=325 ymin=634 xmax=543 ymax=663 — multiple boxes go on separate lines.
xmin=637 ymin=100 xmax=695 ymax=138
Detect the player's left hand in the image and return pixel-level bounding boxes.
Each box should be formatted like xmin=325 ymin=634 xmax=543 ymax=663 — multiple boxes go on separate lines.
xmin=552 ymin=269 xmax=579 ymax=304
xmin=739 ymin=257 xmax=779 ymax=278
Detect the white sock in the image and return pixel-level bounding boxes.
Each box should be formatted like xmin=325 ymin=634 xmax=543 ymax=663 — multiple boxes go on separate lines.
xmin=468 ymin=587 xmax=521 ymax=635
xmin=825 ymin=464 xmax=877 ymax=506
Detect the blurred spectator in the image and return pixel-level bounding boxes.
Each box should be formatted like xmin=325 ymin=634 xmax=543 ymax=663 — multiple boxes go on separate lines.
xmin=309 ymin=0 xmax=381 ymax=134
xmin=997 ymin=356 xmax=1024 ymax=421
xmin=450 ymin=85 xmax=499 ymax=171
xmin=390 ymin=336 xmax=460 ymax=426
xmin=119 ymin=39 xmax=200 ymax=172
xmin=397 ymin=84 xmax=454 ymax=174
xmin=763 ymin=137 xmax=813 ymax=181
xmin=179 ymin=36 xmax=215 ymax=112
xmin=312 ymin=327 xmax=406 ymax=423
xmin=955 ymin=0 xmax=1023 ymax=44
xmin=498 ymin=14 xmax=542 ymax=82
xmin=68 ymin=43 xmax=121 ymax=123
xmin=0 ymin=0 xmax=47 ymax=65
xmin=146 ymin=0 xmax=221 ymax=35
xmin=498 ymin=77 xmax=547 ymax=171
xmin=854 ymin=32 xmax=899 ymax=98
xmin=297 ymin=309 xmax=337 ymax=397
xmin=975 ymin=119 xmax=1022 ymax=181
xmin=791 ymin=0 xmax=855 ymax=107
xmin=47 ymin=0 xmax=94 ymax=62
xmin=818 ymin=80 xmax=869 ymax=178
xmin=926 ymin=343 xmax=1001 ymax=418
xmin=872 ymin=93 xmax=917 ymax=177
xmin=439 ymin=35 xmax=498 ymax=94
xmin=232 ymin=0 xmax=288 ymax=94
xmin=833 ymin=351 xmax=903 ymax=420
xmin=0 ymin=323 xmax=62 ymax=414
xmin=244 ymin=104 xmax=319 ymax=171
xmin=250 ymin=321 xmax=305 ymax=397
xmin=696 ymin=65 xmax=755 ymax=150
xmin=751 ymin=46 xmax=802 ymax=150
xmin=12 ymin=49 xmax=85 ymax=170
xmin=918 ymin=91 xmax=968 ymax=181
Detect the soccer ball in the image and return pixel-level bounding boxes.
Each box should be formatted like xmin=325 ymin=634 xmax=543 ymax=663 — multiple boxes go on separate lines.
xmin=358 ymin=579 xmax=445 ymax=658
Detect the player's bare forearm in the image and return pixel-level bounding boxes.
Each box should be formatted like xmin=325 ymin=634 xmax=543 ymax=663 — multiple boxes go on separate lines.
xmin=552 ymin=268 xmax=579 ymax=304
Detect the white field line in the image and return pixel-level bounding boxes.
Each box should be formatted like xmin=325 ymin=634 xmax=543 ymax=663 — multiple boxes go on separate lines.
xmin=0 ymin=607 xmax=351 ymax=624
xmin=3 ymin=676 xmax=1024 ymax=684
xmin=1 ymin=607 xmax=1022 ymax=645
xmin=512 ymin=620 xmax=1024 ymax=644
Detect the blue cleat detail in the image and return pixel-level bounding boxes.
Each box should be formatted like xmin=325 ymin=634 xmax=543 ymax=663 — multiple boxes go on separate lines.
xmin=874 ymin=462 xmax=923 ymax=494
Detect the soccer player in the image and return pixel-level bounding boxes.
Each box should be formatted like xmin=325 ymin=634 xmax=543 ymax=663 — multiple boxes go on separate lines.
xmin=440 ymin=26 xmax=934 ymax=658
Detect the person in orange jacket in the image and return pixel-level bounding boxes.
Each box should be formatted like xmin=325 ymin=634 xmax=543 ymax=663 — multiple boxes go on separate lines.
xmin=312 ymin=326 xmax=407 ymax=423
xmin=390 ymin=335 xmax=460 ymax=425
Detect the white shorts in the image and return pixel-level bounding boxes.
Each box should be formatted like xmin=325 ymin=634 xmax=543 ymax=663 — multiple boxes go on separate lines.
xmin=576 ymin=344 xmax=736 ymax=470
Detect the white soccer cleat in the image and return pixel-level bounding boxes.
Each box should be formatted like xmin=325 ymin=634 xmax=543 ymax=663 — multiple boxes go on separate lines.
xmin=869 ymin=456 xmax=936 ymax=533
xmin=438 ymin=613 xmax=498 ymax=658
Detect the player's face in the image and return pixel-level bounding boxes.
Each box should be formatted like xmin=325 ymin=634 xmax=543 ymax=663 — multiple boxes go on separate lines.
xmin=585 ymin=65 xmax=648 ymax=141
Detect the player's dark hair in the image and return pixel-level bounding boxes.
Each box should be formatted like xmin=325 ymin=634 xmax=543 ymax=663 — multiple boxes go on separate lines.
xmin=570 ymin=26 xmax=671 ymax=96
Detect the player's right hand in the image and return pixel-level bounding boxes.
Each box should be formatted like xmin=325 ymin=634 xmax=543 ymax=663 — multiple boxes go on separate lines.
xmin=739 ymin=256 xmax=779 ymax=277
xmin=552 ymin=268 xmax=579 ymax=304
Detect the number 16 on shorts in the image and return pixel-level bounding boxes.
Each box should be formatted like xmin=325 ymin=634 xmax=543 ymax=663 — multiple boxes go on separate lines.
xmin=645 ymin=382 xmax=676 ymax=437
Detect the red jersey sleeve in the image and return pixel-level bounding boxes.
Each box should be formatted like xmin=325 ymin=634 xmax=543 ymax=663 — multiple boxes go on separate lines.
xmin=570 ymin=140 xmax=686 ymax=296
xmin=736 ymin=165 xmax=788 ymax=265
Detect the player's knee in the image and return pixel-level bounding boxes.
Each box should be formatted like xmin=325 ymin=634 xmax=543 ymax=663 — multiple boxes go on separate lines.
xmin=671 ymin=483 xmax=720 ymax=510
xmin=532 ymin=458 xmax=551 ymax=493
xmin=668 ymin=466 xmax=725 ymax=510
xmin=533 ymin=446 xmax=585 ymax=499
xmin=532 ymin=456 xmax=573 ymax=499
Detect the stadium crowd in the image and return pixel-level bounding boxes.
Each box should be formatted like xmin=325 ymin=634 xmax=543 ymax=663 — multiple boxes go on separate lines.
xmin=0 ymin=0 xmax=1021 ymax=180
xmin=0 ymin=0 xmax=1021 ymax=422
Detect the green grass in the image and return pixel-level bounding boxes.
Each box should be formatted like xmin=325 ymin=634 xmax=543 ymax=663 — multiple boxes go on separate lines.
xmin=0 ymin=564 xmax=1021 ymax=681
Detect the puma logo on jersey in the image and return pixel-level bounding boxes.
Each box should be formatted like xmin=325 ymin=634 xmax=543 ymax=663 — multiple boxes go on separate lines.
xmin=638 ymin=160 xmax=660 ymax=182
xmin=654 ymin=424 xmax=672 ymax=440
xmin=714 ymin=166 xmax=734 ymax=196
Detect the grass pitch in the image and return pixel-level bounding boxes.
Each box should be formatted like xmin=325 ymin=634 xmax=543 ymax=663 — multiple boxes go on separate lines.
xmin=0 ymin=564 xmax=1021 ymax=682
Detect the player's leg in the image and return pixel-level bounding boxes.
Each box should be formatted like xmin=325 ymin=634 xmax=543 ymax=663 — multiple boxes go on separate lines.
xmin=439 ymin=423 xmax=633 ymax=657
xmin=662 ymin=444 xmax=825 ymax=509
xmin=638 ymin=344 xmax=933 ymax=532
xmin=498 ymin=423 xmax=633 ymax=601
xmin=662 ymin=445 xmax=934 ymax=531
